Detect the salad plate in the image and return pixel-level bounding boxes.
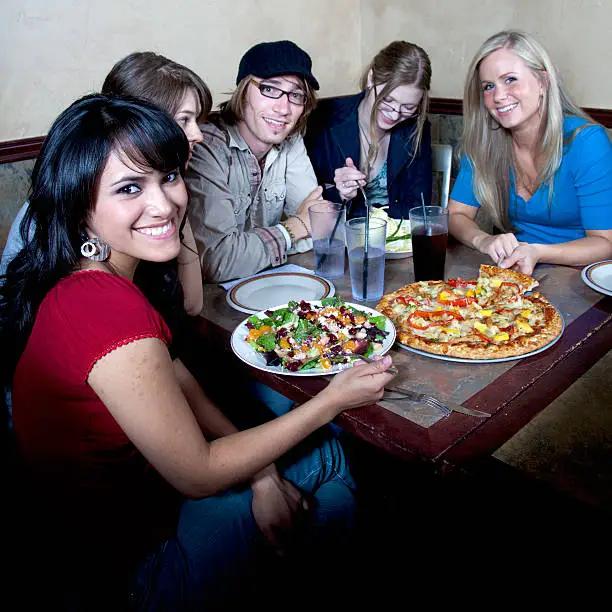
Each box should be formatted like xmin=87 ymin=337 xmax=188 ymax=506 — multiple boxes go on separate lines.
xmin=230 ymin=297 xmax=396 ymax=376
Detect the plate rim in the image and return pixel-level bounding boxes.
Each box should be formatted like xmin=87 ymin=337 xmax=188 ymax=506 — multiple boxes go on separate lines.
xmin=226 ymin=272 xmax=335 ymax=314
xmin=230 ymin=299 xmax=397 ymax=376
xmin=396 ymin=305 xmax=565 ymax=364
xmin=582 ymin=260 xmax=612 ymax=297
xmin=385 ymin=249 xmax=413 ymax=259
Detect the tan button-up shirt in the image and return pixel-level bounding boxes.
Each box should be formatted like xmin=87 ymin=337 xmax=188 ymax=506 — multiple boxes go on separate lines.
xmin=185 ymin=116 xmax=317 ymax=283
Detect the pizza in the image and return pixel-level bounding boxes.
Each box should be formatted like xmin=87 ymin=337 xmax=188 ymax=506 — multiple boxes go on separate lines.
xmin=376 ymin=264 xmax=563 ymax=359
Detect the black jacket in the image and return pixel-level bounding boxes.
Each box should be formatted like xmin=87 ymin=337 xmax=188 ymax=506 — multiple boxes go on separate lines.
xmin=305 ymin=92 xmax=432 ymax=219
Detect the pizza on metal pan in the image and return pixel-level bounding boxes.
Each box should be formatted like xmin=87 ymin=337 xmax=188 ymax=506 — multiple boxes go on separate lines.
xmin=376 ymin=265 xmax=563 ymax=359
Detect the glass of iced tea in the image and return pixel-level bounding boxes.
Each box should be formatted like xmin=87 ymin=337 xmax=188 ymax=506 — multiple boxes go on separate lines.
xmin=408 ymin=206 xmax=449 ymax=281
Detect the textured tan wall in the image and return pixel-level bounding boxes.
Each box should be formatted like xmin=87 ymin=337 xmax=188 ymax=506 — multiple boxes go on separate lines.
xmin=0 ymin=0 xmax=361 ymax=140
xmin=1 ymin=0 xmax=611 ymax=140
xmin=361 ymin=0 xmax=612 ymax=107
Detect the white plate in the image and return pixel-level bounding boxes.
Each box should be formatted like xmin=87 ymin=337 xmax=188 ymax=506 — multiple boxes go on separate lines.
xmin=385 ymin=247 xmax=413 ymax=260
xmin=230 ymin=300 xmax=397 ymax=376
xmin=581 ymin=260 xmax=612 ymax=297
xmin=227 ymin=272 xmax=335 ymax=314
xmin=385 ymin=219 xmax=412 ymax=259
xmin=396 ymin=307 xmax=565 ymax=363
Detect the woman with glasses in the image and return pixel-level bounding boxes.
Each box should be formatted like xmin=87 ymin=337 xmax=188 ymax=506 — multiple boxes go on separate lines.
xmin=305 ymin=40 xmax=433 ymax=218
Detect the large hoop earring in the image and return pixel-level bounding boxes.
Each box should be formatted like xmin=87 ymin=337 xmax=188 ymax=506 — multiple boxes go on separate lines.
xmin=80 ymin=236 xmax=110 ymax=261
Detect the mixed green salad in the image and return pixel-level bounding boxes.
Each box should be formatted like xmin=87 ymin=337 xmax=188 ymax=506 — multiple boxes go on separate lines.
xmin=244 ymin=297 xmax=390 ymax=372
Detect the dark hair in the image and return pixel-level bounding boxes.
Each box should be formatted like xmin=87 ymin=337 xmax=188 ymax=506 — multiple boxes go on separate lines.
xmin=102 ymin=51 xmax=213 ymax=122
xmin=0 ymin=93 xmax=190 ymax=386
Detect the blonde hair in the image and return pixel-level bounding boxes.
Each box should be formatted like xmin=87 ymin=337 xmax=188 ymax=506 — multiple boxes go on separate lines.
xmin=219 ymin=75 xmax=317 ymax=137
xmin=461 ymin=30 xmax=594 ymax=232
xmin=359 ymin=41 xmax=431 ymax=176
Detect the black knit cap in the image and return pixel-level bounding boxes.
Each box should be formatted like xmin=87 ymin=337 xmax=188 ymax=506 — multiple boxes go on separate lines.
xmin=236 ymin=40 xmax=320 ymax=90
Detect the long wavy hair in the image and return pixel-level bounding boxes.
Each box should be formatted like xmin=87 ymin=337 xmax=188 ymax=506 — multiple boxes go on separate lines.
xmin=360 ymin=40 xmax=431 ymax=176
xmin=219 ymin=74 xmax=317 ymax=137
xmin=461 ymin=29 xmax=594 ymax=232
xmin=101 ymin=51 xmax=212 ymax=122
xmin=0 ymin=94 xmax=190 ymax=388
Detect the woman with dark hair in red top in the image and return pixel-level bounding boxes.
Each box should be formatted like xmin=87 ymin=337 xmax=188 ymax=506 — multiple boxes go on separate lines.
xmin=1 ymin=93 xmax=395 ymax=610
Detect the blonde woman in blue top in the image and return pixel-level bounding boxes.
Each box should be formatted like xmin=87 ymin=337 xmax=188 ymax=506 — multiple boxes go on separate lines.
xmin=448 ymin=30 xmax=612 ymax=275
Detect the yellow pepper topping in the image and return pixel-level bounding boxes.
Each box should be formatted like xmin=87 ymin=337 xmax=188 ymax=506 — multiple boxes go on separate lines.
xmin=440 ymin=327 xmax=460 ymax=335
xmin=478 ymin=309 xmax=493 ymax=316
xmin=438 ymin=291 xmax=451 ymax=301
xmin=521 ymin=309 xmax=532 ymax=317
xmin=491 ymin=278 xmax=503 ymax=287
xmin=516 ymin=320 xmax=533 ymax=333
xmin=493 ymin=332 xmax=509 ymax=341
xmin=466 ymin=289 xmax=475 ymax=297
xmin=474 ymin=322 xmax=488 ymax=334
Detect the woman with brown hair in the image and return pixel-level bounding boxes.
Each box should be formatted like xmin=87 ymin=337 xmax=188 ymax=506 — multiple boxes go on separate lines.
xmin=2 ymin=50 xmax=212 ymax=315
xmin=305 ymin=40 xmax=433 ymax=218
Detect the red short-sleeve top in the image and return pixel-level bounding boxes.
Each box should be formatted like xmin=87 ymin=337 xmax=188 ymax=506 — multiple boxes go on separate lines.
xmin=12 ymin=271 xmax=182 ymax=567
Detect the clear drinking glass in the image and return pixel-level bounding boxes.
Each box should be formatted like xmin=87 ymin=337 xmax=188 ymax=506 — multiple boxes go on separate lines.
xmin=345 ymin=216 xmax=387 ymax=302
xmin=308 ymin=202 xmax=346 ymax=279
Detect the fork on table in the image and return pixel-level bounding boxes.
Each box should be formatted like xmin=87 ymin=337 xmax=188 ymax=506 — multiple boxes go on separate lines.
xmin=383 ymin=387 xmax=452 ymax=417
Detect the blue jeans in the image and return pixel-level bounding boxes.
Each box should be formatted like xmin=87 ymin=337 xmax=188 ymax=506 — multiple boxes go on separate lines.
xmin=128 ymin=422 xmax=356 ymax=610
xmin=247 ymin=380 xmax=344 ymax=436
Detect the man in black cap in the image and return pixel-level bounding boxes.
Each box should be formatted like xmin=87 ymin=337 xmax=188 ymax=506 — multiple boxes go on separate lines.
xmin=185 ymin=40 xmax=326 ymax=283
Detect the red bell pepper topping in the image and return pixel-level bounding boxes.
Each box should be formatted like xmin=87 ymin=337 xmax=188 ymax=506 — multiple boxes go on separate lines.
xmin=445 ymin=296 xmax=477 ymax=307
xmin=447 ymin=277 xmax=477 ymax=288
xmin=397 ymin=295 xmax=419 ymax=306
xmin=408 ymin=310 xmax=464 ymax=330
xmin=497 ymin=281 xmax=520 ymax=295
xmin=473 ymin=329 xmax=491 ymax=343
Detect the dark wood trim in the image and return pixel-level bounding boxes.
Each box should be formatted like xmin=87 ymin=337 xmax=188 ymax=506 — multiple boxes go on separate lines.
xmin=427 ymin=97 xmax=612 ymax=128
xmin=0 ymin=136 xmax=45 ymax=164
xmin=429 ymin=97 xmax=463 ymax=116
xmin=582 ymin=106 xmax=612 ymax=127
xmin=1 ymin=98 xmax=610 ymax=164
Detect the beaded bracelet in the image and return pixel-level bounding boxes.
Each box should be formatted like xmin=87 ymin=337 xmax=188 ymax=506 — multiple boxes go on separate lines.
xmin=288 ymin=215 xmax=310 ymax=238
xmin=281 ymin=221 xmax=296 ymax=243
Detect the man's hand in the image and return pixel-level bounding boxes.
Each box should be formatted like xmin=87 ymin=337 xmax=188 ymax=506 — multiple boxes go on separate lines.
xmin=334 ymin=157 xmax=366 ymax=201
xmin=251 ymin=466 xmax=310 ymax=556
xmin=291 ymin=186 xmax=326 ymax=239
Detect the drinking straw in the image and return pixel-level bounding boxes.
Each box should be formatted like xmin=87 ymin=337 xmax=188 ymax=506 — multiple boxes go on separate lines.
xmin=362 ymin=188 xmax=370 ymax=300
xmin=421 ymin=192 xmax=429 ymax=235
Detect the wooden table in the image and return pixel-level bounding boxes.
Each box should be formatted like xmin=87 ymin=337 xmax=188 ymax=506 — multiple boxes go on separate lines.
xmin=196 ymin=242 xmax=612 ymax=474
